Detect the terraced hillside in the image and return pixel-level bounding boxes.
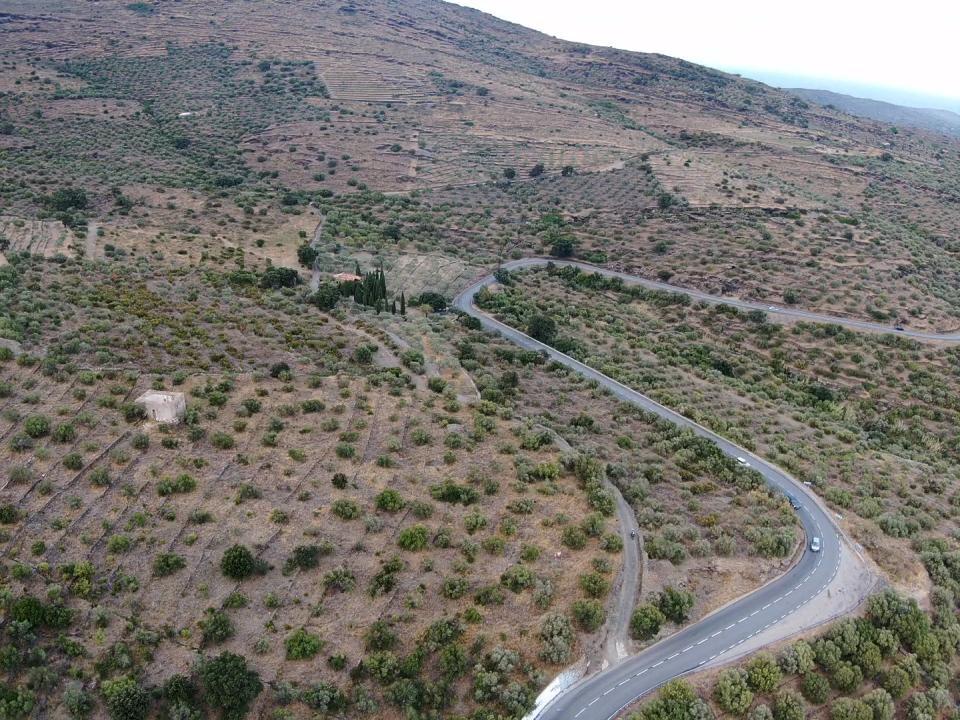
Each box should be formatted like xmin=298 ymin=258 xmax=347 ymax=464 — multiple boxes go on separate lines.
xmin=1 ymin=0 xmax=958 ymax=329
xmin=1 ymin=1 xmax=960 ymax=719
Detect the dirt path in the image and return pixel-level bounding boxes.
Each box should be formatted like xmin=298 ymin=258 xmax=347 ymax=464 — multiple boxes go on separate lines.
xmin=603 ymin=482 xmax=642 ymax=668
xmin=85 ymin=221 xmax=98 ymax=259
xmin=309 ymin=213 xmax=326 ymax=291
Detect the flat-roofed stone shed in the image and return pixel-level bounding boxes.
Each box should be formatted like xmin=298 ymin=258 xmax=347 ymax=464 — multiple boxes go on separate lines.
xmin=134 ymin=390 xmax=187 ymax=424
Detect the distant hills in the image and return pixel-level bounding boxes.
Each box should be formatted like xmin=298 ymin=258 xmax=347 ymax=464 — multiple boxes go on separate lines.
xmin=789 ymin=87 xmax=960 ymax=137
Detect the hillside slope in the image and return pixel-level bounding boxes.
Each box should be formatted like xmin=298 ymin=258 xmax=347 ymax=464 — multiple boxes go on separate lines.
xmin=2 ymin=2 xmax=960 ymax=720
xmin=790 ymin=87 xmax=960 ymax=138
xmin=1 ymin=0 xmax=959 ymax=329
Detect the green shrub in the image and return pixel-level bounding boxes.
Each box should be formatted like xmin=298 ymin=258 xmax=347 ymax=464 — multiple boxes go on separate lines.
xmin=778 ymin=640 xmax=815 ymax=675
xmin=539 ymin=613 xmax=573 ymax=664
xmin=211 ymin=432 xmax=235 ymax=449
xmin=430 ymin=479 xmax=479 ymax=505
xmin=101 ymin=676 xmax=149 ymax=720
xmin=714 ymin=668 xmax=754 ymax=716
xmin=500 ymin=565 xmax=535 ymax=592
xmin=801 ymin=672 xmax=830 ymax=704
xmin=772 ymin=690 xmax=805 ymax=720
xmin=24 ymin=415 xmax=50 ymax=438
xmin=107 ymin=535 xmax=132 ymax=553
xmin=600 ymin=532 xmax=624 ymax=552
xmin=464 ymin=512 xmax=487 ymax=534
xmin=63 ymin=453 xmax=84 ymax=471
xmin=220 ymin=544 xmax=258 ymax=580
xmin=0 ymin=503 xmax=21 ymax=524
xmin=410 ymin=501 xmax=434 ymax=519
xmin=571 ymin=599 xmax=605 ymax=631
xmin=830 ymin=661 xmax=862 ymax=693
xmin=441 ymin=576 xmax=469 ymax=599
xmin=157 ymin=474 xmax=196 ymax=496
xmin=747 ymin=653 xmax=783 ymax=693
xmin=630 ymin=604 xmax=665 ymax=640
xmin=829 ymin=698 xmax=872 ymax=720
xmin=152 ymin=553 xmax=186 ymax=577
xmin=397 ymin=525 xmax=429 ymax=551
xmin=561 ymin=526 xmax=587 ymax=550
xmin=283 ymin=543 xmax=331 ymax=573
xmin=8 ymin=465 xmax=33 ymax=485
xmin=53 ymin=423 xmax=77 ymax=443
xmin=331 ymin=499 xmax=361 ymax=520
xmin=364 ymin=620 xmax=398 ymax=651
xmin=234 ymin=483 xmax=261 ymax=504
xmin=322 ymin=566 xmax=356 ymax=593
xmin=527 ymin=314 xmax=556 ymax=343
xmin=335 ymin=443 xmax=356 ymax=459
xmin=197 ymin=652 xmax=262 ymax=720
xmin=881 ymin=666 xmax=911 ymax=699
xmin=475 ymin=585 xmax=506 ymax=606
xmin=200 ymin=608 xmax=234 ymax=646
xmin=301 ymin=681 xmax=347 ymax=713
xmin=89 ymin=467 xmax=111 ymax=486
xmin=578 ymin=572 xmax=610 ymax=598
xmin=656 ymin=586 xmax=695 ymax=624
xmin=285 ymin=628 xmax=323 ymax=660
xmin=861 ymin=689 xmax=894 ymax=720
xmin=375 ymin=489 xmax=405 ymax=512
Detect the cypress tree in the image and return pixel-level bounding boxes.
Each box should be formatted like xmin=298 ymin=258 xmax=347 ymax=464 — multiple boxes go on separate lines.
xmin=400 ymin=291 xmax=406 ymax=316
xmin=360 ymin=273 xmax=374 ymax=307
xmin=378 ymin=269 xmax=387 ymax=301
xmin=391 ymin=300 xmax=397 ymax=314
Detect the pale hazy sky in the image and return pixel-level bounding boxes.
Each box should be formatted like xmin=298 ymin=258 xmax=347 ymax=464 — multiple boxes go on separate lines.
xmin=455 ymin=0 xmax=960 ymax=110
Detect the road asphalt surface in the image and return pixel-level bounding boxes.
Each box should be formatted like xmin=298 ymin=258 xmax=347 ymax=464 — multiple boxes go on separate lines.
xmin=452 ymin=258 xmax=868 ymax=720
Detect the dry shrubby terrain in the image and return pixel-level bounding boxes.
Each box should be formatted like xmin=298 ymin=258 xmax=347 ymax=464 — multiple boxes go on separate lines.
xmin=480 ymin=264 xmax=960 ymax=582
xmin=2 ymin=0 xmax=960 ymax=719
xmin=1 ymin=0 xmax=959 ymax=323
xmin=479 ymin=268 xmax=960 ymax=718
xmin=1 ymin=254 xmax=622 ymax=719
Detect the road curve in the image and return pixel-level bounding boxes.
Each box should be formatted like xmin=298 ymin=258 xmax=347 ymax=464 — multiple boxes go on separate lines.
xmin=452 ymin=260 xmax=853 ymax=720
xmin=488 ymin=258 xmax=960 ymax=343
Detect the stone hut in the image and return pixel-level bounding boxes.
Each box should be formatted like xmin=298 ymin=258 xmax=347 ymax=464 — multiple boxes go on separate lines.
xmin=134 ymin=391 xmax=187 ymax=424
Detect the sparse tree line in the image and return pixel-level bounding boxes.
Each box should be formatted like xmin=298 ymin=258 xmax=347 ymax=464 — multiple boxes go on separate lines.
xmin=632 ymin=589 xmax=960 ymax=720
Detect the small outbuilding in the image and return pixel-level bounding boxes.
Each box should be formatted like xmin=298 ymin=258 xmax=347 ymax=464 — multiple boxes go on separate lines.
xmin=332 ymin=272 xmax=362 ymax=283
xmin=0 ymin=338 xmax=22 ymax=357
xmin=134 ymin=391 xmax=187 ymax=424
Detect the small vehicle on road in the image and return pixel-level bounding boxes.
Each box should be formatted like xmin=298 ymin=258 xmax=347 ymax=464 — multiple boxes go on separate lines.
xmin=787 ymin=494 xmax=800 ymax=510
xmin=630 ymin=530 xmax=636 ymax=539
xmin=736 ymin=456 xmax=749 ymax=467
xmin=894 ymin=324 xmax=905 ymax=331
xmin=810 ymin=536 xmax=821 ymax=553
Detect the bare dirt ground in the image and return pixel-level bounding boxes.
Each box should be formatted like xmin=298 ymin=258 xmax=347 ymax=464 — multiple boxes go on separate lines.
xmin=0 ymin=216 xmax=75 ymax=257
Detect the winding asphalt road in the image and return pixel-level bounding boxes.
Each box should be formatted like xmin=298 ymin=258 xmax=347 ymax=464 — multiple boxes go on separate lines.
xmin=452 ymin=258 xmax=868 ymax=720
xmin=485 ymin=258 xmax=960 ymax=343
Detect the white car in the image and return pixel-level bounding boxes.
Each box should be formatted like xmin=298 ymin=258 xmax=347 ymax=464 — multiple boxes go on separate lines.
xmin=810 ymin=537 xmax=821 ymax=553
xmin=736 ymin=456 xmax=749 ymax=467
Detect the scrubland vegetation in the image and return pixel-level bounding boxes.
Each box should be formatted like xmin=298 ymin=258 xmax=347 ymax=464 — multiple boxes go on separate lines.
xmin=478 ymin=265 xmax=960 ymax=588
xmin=0 ymin=253 xmax=623 ymax=719
xmin=2 ymin=0 xmax=960 ymax=717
